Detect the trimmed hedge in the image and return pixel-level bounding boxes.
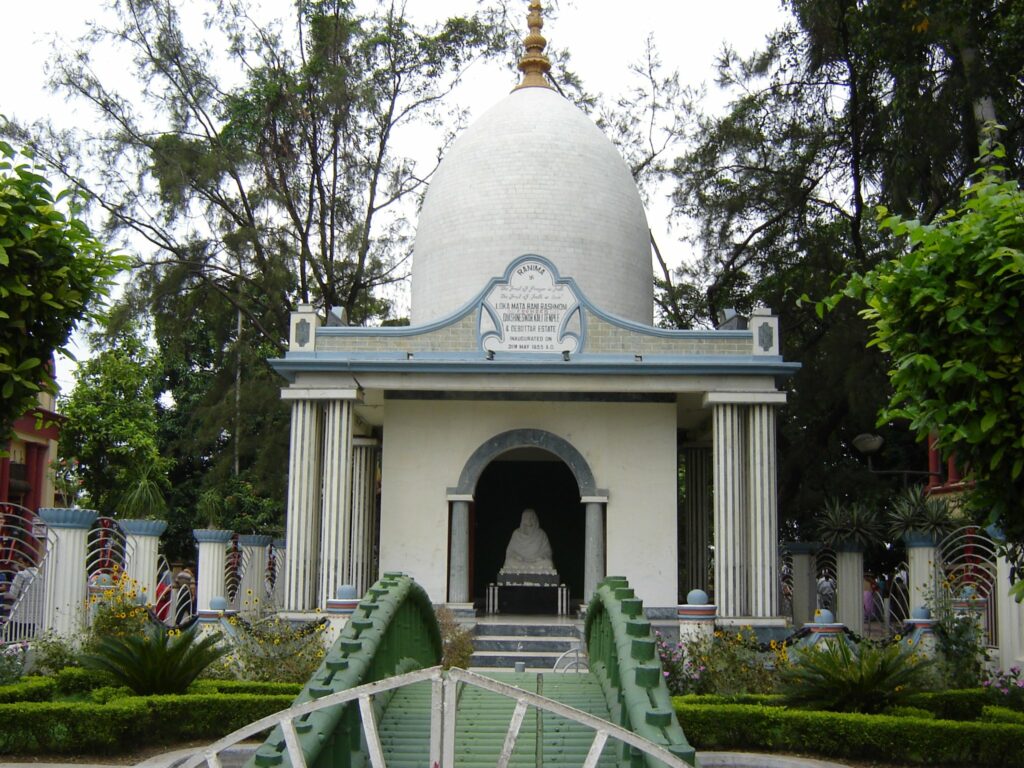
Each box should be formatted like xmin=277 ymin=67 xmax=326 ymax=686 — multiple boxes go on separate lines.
xmin=189 ymin=679 xmax=303 ymax=696
xmin=674 ymin=701 xmax=1024 ymax=766
xmin=0 ymin=677 xmax=56 ymax=703
xmin=982 ymin=705 xmax=1024 ymax=725
xmin=53 ymin=666 xmax=114 ymax=694
xmin=0 ymin=693 xmax=295 ymax=754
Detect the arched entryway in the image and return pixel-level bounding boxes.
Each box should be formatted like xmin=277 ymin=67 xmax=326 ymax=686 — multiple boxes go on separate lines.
xmin=473 ymin=449 xmax=584 ymax=606
xmin=447 ymin=429 xmax=607 ymax=610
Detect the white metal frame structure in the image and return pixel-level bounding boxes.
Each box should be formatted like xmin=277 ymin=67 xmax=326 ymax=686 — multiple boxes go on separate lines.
xmin=936 ymin=526 xmax=999 ymax=648
xmin=179 ymin=666 xmax=691 ymax=768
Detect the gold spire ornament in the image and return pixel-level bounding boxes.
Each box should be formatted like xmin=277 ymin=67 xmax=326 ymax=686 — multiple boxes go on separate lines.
xmin=514 ymin=0 xmax=554 ymax=90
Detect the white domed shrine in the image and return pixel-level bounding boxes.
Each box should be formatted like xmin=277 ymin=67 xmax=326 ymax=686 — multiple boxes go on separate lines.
xmin=272 ymin=2 xmax=797 ymax=629
xmin=411 ymin=85 xmax=653 ymax=325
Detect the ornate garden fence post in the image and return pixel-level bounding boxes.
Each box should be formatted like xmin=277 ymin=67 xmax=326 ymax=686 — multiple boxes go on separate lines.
xmin=38 ymin=507 xmax=97 ymax=639
xmin=194 ymin=528 xmax=232 ymax=616
xmin=120 ymin=518 xmax=167 ymax=607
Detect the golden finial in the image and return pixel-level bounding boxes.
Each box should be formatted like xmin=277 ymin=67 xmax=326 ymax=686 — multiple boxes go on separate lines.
xmin=514 ymin=0 xmax=553 ymax=91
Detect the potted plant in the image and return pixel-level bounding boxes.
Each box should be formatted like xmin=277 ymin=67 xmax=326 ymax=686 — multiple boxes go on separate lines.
xmin=887 ymin=487 xmax=955 ymax=545
xmin=816 ymin=499 xmax=884 ymax=550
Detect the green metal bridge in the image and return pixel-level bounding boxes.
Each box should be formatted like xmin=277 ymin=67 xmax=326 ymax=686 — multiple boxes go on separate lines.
xmin=182 ymin=574 xmax=696 ymax=768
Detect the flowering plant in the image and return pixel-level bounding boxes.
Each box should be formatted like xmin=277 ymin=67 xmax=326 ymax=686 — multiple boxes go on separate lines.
xmin=0 ymin=642 xmax=28 ymax=685
xmin=983 ymin=666 xmax=1024 ymax=705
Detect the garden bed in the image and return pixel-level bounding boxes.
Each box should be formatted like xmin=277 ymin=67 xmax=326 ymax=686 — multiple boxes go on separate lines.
xmin=0 ymin=675 xmax=302 ymax=755
xmin=674 ymin=691 xmax=1024 ymax=767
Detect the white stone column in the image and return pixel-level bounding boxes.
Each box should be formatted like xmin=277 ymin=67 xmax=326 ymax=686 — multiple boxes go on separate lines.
xmin=747 ymin=404 xmax=779 ymax=617
xmin=712 ymin=403 xmax=748 ymax=617
xmin=194 ymin=528 xmax=232 ymax=613
xmin=38 ymin=508 xmax=97 ymax=639
xmin=448 ymin=498 xmax=471 ymax=603
xmin=350 ymin=437 xmax=380 ymax=596
xmin=996 ymin=554 xmax=1024 ymax=671
xmin=904 ymin=533 xmax=938 ymax=615
xmin=319 ymin=399 xmax=355 ymax=607
xmin=283 ymin=398 xmax=323 ymax=611
xmin=119 ymin=519 xmax=167 ymax=607
xmin=271 ymin=538 xmax=286 ymax=609
xmin=682 ymin=447 xmax=712 ymax=593
xmin=238 ymin=534 xmax=272 ymax=614
xmin=787 ymin=542 xmax=819 ymax=627
xmin=583 ymin=499 xmax=607 ymax=602
xmin=835 ymin=545 xmax=864 ymax=635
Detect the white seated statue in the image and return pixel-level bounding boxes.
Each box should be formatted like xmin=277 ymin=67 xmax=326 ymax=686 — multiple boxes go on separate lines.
xmin=499 ymin=509 xmax=558 ymax=582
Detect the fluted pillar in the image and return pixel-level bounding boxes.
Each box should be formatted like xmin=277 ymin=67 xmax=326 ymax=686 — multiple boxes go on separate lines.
xmin=747 ymin=404 xmax=779 ymax=617
xmin=836 ymin=544 xmax=864 ymax=635
xmin=238 ymin=534 xmax=272 ymax=614
xmin=193 ymin=528 xmax=232 ymax=613
xmin=119 ymin=519 xmax=167 ymax=607
xmin=712 ymin=403 xmax=748 ymax=617
xmin=350 ymin=437 xmax=380 ymax=595
xmin=284 ymin=398 xmax=323 ymax=611
xmin=38 ymin=508 xmax=97 ymax=638
xmin=904 ymin=533 xmax=938 ymax=615
xmin=787 ymin=542 xmax=819 ymax=627
xmin=584 ymin=500 xmax=606 ymax=602
xmin=448 ymin=499 xmax=471 ymax=603
xmin=682 ymin=447 xmax=712 ymax=593
xmin=320 ymin=399 xmax=355 ymax=607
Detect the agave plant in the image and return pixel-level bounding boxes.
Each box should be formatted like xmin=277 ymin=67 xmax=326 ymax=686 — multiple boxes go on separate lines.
xmin=81 ymin=621 xmax=225 ymax=695
xmin=816 ymin=499 xmax=884 ymax=549
xmin=780 ymin=638 xmax=932 ymax=714
xmin=887 ymin=487 xmax=955 ymax=541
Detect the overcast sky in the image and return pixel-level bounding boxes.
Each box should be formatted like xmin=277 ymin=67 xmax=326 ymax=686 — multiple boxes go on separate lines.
xmin=2 ymin=0 xmax=790 ymax=387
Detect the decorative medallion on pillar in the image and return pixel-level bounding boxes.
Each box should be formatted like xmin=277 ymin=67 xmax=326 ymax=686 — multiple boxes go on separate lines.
xmin=750 ymin=306 xmax=779 ymax=356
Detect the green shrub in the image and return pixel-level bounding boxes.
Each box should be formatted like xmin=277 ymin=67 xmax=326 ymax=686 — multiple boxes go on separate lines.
xmin=780 ymin=638 xmax=932 ymax=713
xmin=882 ymin=705 xmax=935 ymax=719
xmin=188 ymin=678 xmax=303 ymax=696
xmin=81 ymin=622 xmax=225 ymax=695
xmin=211 ymin=614 xmax=328 ymax=682
xmin=981 ymin=705 xmax=1024 ymax=725
xmin=666 ymin=626 xmax=789 ymax=695
xmin=0 ymin=676 xmax=56 ymax=703
xmin=673 ymin=692 xmax=783 ymax=706
xmin=673 ymin=701 xmax=1024 ymax=766
xmin=903 ymin=688 xmax=1006 ymax=720
xmin=53 ymin=666 xmax=114 ymax=694
xmin=89 ymin=685 xmax=133 ymax=704
xmin=436 ymin=607 xmax=474 ymax=670
xmin=0 ymin=700 xmax=144 ymax=754
xmin=133 ymin=693 xmax=295 ymax=741
xmin=28 ymin=632 xmax=79 ymax=675
xmin=0 ymin=642 xmax=28 ymax=684
xmin=0 ymin=693 xmax=295 ymax=755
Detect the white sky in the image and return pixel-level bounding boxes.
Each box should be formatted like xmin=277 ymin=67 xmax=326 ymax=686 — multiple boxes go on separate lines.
xmin=1 ymin=0 xmax=790 ymax=388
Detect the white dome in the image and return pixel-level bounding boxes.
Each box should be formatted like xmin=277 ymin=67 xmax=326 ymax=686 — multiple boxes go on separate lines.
xmin=411 ymin=86 xmax=653 ymax=325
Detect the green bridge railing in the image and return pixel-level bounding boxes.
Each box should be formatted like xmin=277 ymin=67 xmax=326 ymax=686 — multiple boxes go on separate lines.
xmin=585 ymin=576 xmax=696 ymax=767
xmin=250 ymin=572 xmax=442 ymax=768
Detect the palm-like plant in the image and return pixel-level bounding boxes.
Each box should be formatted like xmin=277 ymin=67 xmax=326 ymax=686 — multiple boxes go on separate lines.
xmin=887 ymin=487 xmax=955 ymax=541
xmin=816 ymin=499 xmax=884 ymax=549
xmin=81 ymin=621 xmax=225 ymax=695
xmin=780 ymin=638 xmax=932 ymax=714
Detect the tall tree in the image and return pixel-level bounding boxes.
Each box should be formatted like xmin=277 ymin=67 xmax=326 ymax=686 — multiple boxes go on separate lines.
xmin=7 ymin=0 xmax=511 ymax=538
xmin=0 ymin=140 xmax=123 ymax=442
xmin=58 ymin=323 xmax=169 ymax=516
xmin=665 ymin=0 xmax=1024 ymax=533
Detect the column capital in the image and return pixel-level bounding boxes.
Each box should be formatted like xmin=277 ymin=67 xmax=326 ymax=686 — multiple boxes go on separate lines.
xmin=282 ymin=387 xmax=362 ymax=401
xmin=703 ymin=391 xmax=787 ymax=407
xmin=118 ymin=518 xmax=168 ymax=537
xmin=38 ymin=507 xmax=98 ymax=529
xmin=193 ymin=528 xmax=233 ymax=544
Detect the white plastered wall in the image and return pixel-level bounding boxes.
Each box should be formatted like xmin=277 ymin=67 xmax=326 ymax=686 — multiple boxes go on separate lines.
xmin=378 ymin=399 xmax=678 ymax=608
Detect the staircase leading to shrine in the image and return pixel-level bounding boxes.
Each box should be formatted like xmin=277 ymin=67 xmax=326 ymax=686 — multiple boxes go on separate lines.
xmin=470 ymin=618 xmax=584 ymax=671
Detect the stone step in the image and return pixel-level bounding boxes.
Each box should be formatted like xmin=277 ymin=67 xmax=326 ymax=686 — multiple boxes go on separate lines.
xmin=469 ymin=649 xmax=568 ymax=668
xmin=473 ymin=622 xmax=582 ymax=638
xmin=473 ymin=636 xmax=580 ymax=653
